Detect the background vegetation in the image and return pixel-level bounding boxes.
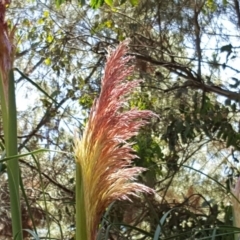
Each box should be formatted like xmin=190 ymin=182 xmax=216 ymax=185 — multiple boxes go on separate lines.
xmin=1 ymin=0 xmax=240 ymax=239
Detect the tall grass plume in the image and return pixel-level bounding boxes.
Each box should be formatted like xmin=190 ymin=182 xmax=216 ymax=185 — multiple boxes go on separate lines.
xmin=74 ymin=39 xmax=155 ymax=239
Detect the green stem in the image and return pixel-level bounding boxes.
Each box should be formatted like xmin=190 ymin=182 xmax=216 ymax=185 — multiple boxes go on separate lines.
xmin=0 ymin=70 xmax=23 ymax=240
xmin=76 ymin=162 xmax=88 ymax=240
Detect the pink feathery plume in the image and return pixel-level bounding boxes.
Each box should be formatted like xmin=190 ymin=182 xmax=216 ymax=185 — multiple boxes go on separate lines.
xmin=74 ymin=39 xmax=155 ymax=240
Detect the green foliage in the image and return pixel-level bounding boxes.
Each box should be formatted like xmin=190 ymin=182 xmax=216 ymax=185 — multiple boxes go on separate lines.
xmin=55 ymin=0 xmax=65 ymax=7
xmin=79 ymin=93 xmax=95 ymax=109
xmin=0 ymin=162 xmax=7 ymax=173
xmin=54 ymin=0 xmax=139 ymax=8
xmin=206 ymin=0 xmax=217 ymax=11
xmin=220 ymin=44 xmax=233 ymax=53
xmin=90 ymin=0 xmax=105 ymax=8
xmin=129 ymin=0 xmax=138 ymax=5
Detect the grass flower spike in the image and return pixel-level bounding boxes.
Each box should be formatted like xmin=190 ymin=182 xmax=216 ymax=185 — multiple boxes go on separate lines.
xmin=74 ymin=39 xmax=155 ymax=240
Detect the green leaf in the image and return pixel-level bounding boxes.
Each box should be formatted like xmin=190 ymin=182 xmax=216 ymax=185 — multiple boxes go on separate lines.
xmin=50 ymin=90 xmax=60 ymax=98
xmin=79 ymin=0 xmax=86 ymax=5
xmin=90 ymin=0 xmax=104 ymax=8
xmin=14 ymin=68 xmax=58 ymax=105
xmin=105 ymin=0 xmax=113 ymax=6
xmin=225 ymin=98 xmax=231 ymax=105
xmin=226 ymin=135 xmax=234 ymax=147
xmin=222 ymin=0 xmax=228 ymax=6
xmin=55 ymin=0 xmax=64 ymax=8
xmin=105 ymin=20 xmax=113 ymax=28
xmin=43 ymin=10 xmax=49 ymax=18
xmin=37 ymin=18 xmax=44 ymax=24
xmin=0 ymin=149 xmax=68 ymax=164
xmin=22 ymin=230 xmax=40 ymax=240
xmin=44 ymin=58 xmax=51 ymax=65
xmin=46 ymin=34 xmax=54 ymax=43
xmin=0 ymin=162 xmax=6 ymax=173
xmin=229 ymin=77 xmax=240 ymax=88
xmin=231 ymin=103 xmax=236 ymax=112
xmin=129 ymin=0 xmax=138 ymax=6
xmin=120 ymin=0 xmax=127 ymax=4
xmin=220 ymin=44 xmax=232 ymax=53
xmin=153 ymin=208 xmax=176 ymax=240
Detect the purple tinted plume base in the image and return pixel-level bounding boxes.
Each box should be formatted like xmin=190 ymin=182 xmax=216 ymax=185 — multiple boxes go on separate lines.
xmin=74 ymin=40 xmax=155 ymax=240
xmin=0 ymin=1 xmax=14 ymax=107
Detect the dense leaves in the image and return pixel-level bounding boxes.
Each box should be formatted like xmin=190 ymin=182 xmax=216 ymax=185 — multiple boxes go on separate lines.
xmin=54 ymin=0 xmax=138 ymax=8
